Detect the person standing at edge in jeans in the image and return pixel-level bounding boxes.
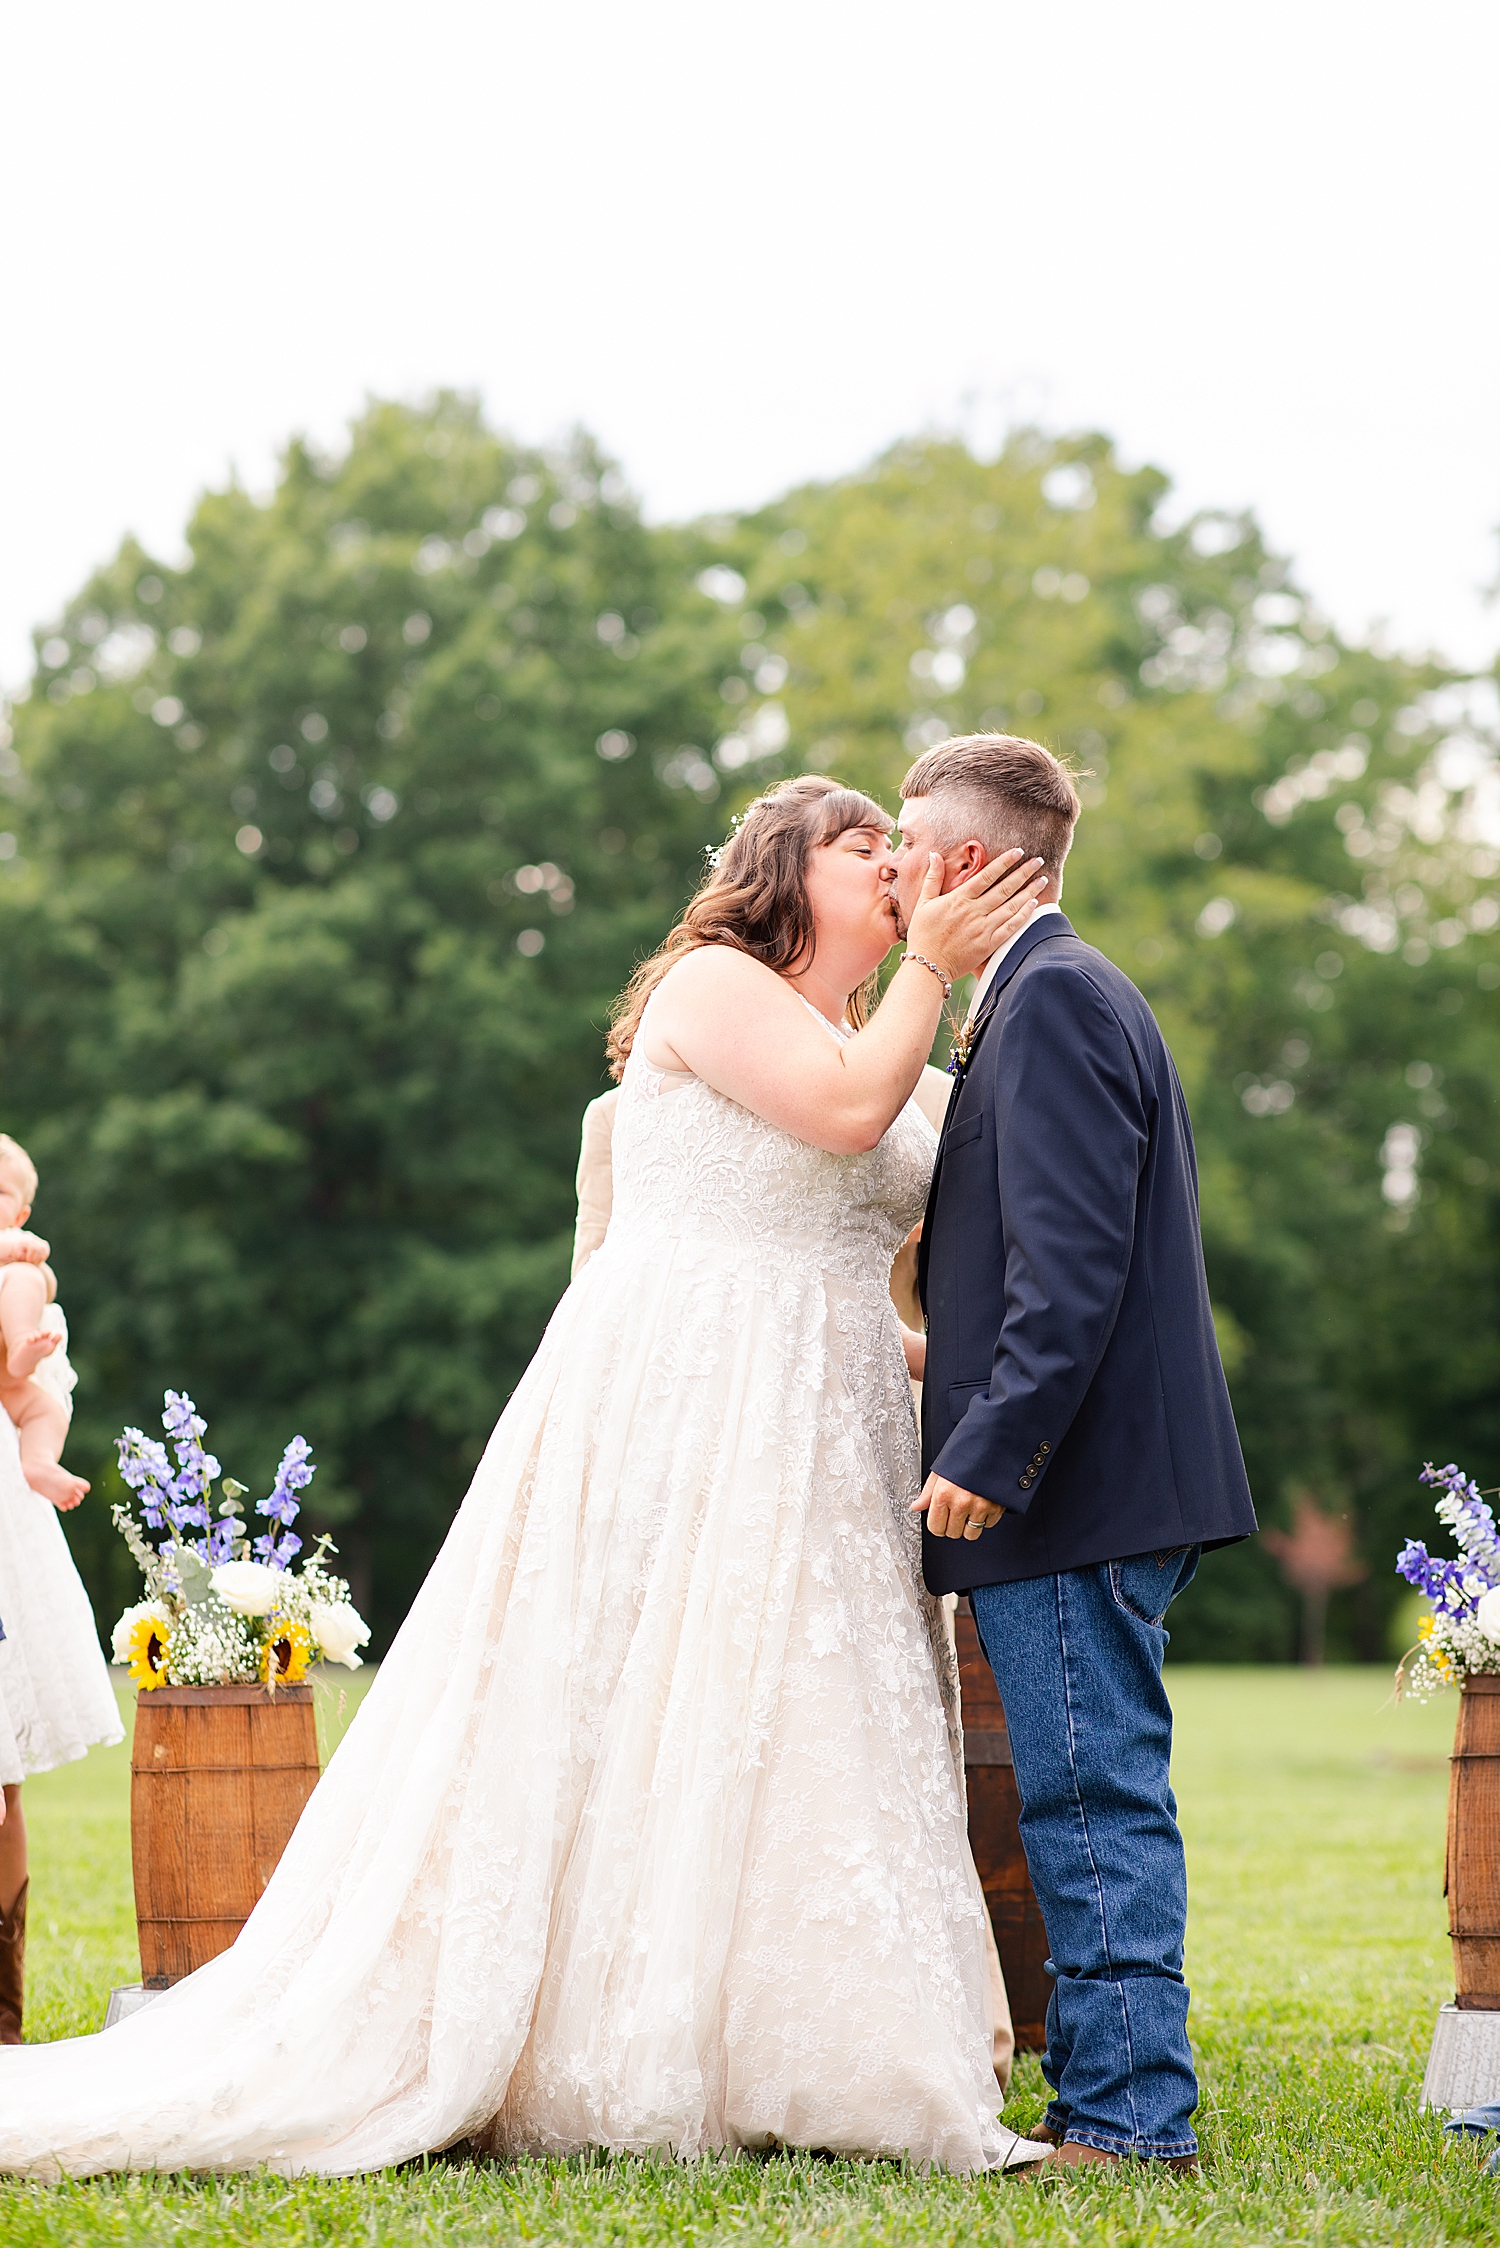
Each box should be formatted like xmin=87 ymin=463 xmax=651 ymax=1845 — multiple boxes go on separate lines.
xmin=893 ymin=734 xmax=1257 ymax=2176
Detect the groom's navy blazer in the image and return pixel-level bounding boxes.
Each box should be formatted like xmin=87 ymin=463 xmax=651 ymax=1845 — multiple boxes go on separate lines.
xmin=918 ymin=912 xmax=1256 ymax=1595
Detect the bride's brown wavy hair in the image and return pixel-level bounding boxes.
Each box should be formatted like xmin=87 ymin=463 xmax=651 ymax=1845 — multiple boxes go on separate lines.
xmin=606 ymin=774 xmax=895 ymax=1079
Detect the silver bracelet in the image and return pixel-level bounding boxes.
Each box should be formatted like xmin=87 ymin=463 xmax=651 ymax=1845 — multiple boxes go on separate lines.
xmin=901 ymin=951 xmax=953 ymax=1000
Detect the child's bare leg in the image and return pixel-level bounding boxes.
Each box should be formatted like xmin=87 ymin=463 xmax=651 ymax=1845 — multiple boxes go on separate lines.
xmin=12 ymin=1386 xmax=88 ymax=1511
xmin=0 ymin=1788 xmax=23 ymax=1916
xmin=0 ymin=1268 xmax=58 ymax=1381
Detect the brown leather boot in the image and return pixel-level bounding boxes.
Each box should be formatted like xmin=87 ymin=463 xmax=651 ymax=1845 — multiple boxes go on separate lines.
xmin=0 ymin=1879 xmax=27 ymax=2044
xmin=1028 ymin=2139 xmax=1200 ymax=2180
xmin=1051 ymin=2142 xmax=1120 ymax=2169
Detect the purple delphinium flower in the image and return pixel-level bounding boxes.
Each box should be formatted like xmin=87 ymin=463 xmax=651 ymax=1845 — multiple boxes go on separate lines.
xmin=1422 ymin=1462 xmax=1500 ymax=1585
xmin=1396 ymin=1462 xmax=1500 ymax=1622
xmin=161 ymin=1389 xmax=221 ymax=1535
xmin=204 ymin=1500 xmax=241 ymax=1569
xmin=116 ymin=1428 xmax=176 ymax=1529
xmin=254 ymin=1435 xmax=313 ymax=1569
xmin=118 ymin=1393 xmax=227 ymax=1551
xmin=117 ymin=1392 xmax=316 ymax=1578
xmin=1397 ymin=1539 xmax=1480 ymax=1616
xmin=118 ymin=1394 xmax=230 ymax=1560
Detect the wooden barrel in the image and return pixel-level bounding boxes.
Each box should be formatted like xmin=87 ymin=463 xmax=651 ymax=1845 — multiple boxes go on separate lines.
xmin=955 ymin=1606 xmax=1052 ymax=2050
xmin=1448 ymin=1672 xmax=1500 ymax=2008
xmin=131 ymin=1684 xmax=321 ymax=1987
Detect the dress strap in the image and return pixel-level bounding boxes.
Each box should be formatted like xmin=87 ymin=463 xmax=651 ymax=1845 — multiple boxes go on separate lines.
xmin=793 ymin=993 xmax=853 ymax=1045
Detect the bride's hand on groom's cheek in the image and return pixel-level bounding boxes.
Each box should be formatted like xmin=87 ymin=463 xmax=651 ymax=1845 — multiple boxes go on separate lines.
xmin=904 ymin=849 xmax=1048 ymax=982
xmin=912 ymin=1472 xmax=1005 ymax=1539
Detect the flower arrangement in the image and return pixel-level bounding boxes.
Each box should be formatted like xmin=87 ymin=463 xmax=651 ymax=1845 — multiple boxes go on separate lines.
xmin=1395 ymin=1461 xmax=1500 ymax=1697
xmin=109 ymin=1390 xmax=370 ymax=1690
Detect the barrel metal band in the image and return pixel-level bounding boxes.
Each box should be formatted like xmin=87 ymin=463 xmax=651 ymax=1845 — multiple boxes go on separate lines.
xmin=134 ymin=1764 xmax=317 ymax=1774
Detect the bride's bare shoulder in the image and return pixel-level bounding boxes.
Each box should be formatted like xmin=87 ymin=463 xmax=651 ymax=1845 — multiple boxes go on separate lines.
xmin=644 ymin=948 xmax=807 ymax=1073
xmin=655 ymin=947 xmax=790 ymax=1006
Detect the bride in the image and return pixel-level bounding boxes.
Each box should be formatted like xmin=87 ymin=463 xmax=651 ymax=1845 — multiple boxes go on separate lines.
xmin=0 ymin=776 xmax=1046 ymax=2179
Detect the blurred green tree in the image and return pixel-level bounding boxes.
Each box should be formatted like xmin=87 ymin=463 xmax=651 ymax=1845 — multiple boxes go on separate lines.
xmin=0 ymin=395 xmax=737 ymax=1638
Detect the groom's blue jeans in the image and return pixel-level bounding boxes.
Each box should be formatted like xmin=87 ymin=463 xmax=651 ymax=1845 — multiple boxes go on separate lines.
xmin=970 ymin=1547 xmax=1201 ymax=2162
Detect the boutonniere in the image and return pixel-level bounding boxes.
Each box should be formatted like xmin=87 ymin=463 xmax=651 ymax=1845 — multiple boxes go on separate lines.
xmin=947 ymin=1014 xmax=978 ymax=1078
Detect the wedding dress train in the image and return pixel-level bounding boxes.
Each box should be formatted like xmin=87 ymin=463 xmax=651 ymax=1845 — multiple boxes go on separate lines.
xmin=0 ymin=1014 xmax=1008 ymax=2177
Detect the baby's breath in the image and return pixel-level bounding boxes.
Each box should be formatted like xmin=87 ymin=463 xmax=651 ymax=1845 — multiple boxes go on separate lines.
xmin=165 ymin=1599 xmax=260 ymax=1687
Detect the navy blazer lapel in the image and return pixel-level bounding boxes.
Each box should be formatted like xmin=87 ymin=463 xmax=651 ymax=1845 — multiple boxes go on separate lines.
xmin=917 ymin=912 xmax=1074 ymax=1311
xmin=944 ymin=911 xmax=1075 ymax=1108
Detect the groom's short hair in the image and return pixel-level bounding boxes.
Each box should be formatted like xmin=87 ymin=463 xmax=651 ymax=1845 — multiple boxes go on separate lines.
xmin=900 ymin=734 xmax=1081 ymax=880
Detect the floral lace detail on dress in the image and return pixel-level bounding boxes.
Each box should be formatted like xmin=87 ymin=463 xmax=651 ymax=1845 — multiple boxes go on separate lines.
xmin=0 ymin=1000 xmax=1002 ymax=2179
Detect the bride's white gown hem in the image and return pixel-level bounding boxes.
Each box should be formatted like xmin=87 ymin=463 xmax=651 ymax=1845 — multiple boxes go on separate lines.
xmin=0 ymin=1008 xmax=1007 ymax=2178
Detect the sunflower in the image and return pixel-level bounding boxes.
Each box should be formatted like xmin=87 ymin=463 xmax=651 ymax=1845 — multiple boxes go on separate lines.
xmin=260 ymin=1617 xmax=312 ymax=1688
xmin=1418 ymin=1613 xmax=1457 ymax=1683
xmin=125 ymin=1612 xmax=172 ymax=1691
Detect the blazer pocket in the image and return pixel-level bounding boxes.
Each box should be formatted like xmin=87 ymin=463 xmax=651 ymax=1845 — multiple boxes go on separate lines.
xmin=942 ymin=1111 xmax=984 ymax=1154
xmin=948 ymin=1380 xmax=988 ymax=1410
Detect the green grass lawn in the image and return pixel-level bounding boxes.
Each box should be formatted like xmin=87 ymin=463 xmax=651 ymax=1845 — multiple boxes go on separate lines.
xmin=3 ymin=1665 xmax=1494 ymax=2244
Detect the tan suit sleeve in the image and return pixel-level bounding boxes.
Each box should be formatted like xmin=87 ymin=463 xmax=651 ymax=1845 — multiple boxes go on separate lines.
xmin=572 ymin=1089 xmax=620 ymax=1277
xmin=913 ymin=1062 xmax=952 ymax=1135
xmin=888 ymin=1065 xmax=951 ymax=1329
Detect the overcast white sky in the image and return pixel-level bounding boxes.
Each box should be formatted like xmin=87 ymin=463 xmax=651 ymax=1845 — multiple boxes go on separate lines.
xmin=2 ymin=1 xmax=1497 ymax=690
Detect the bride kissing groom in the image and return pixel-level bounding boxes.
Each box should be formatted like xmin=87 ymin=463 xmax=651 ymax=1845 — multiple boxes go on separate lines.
xmin=0 ymin=733 xmax=1252 ymax=2183
xmin=895 ymin=735 xmax=1255 ymax=2172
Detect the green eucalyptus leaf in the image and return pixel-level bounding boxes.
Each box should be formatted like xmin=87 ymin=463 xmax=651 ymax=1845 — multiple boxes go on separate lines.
xmin=174 ymin=1545 xmax=214 ymax=1609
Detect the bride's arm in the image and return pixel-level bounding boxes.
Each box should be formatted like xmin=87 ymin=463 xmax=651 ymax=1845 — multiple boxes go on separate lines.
xmin=645 ymin=852 xmax=1044 ymax=1154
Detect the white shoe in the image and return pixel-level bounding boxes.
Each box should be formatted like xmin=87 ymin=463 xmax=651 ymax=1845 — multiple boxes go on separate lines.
xmin=991 ymin=2125 xmax=1057 ymax=2171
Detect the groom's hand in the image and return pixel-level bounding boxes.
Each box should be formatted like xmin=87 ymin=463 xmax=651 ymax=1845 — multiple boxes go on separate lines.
xmin=912 ymin=1472 xmax=1005 ymax=1540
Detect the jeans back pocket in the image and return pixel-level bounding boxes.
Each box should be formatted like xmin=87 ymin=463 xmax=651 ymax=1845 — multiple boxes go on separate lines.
xmin=1108 ymin=1546 xmax=1199 ymax=1627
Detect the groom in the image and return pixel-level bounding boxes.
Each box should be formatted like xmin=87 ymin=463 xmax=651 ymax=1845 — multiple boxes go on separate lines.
xmin=895 ymin=734 xmax=1256 ymax=2175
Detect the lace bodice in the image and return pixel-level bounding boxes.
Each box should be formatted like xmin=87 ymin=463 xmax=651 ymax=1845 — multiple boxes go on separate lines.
xmin=607 ymin=1005 xmax=937 ymax=1287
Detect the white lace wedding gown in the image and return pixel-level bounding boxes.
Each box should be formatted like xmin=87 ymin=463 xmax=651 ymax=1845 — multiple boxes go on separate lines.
xmin=0 ymin=1007 xmax=1007 ymax=2178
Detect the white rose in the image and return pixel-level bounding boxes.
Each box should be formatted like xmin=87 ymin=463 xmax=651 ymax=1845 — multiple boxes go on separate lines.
xmin=309 ymin=1599 xmax=370 ymax=1670
xmin=211 ymin=1560 xmax=283 ymax=1617
xmin=1476 ymin=1589 xmax=1500 ymax=1644
xmin=111 ymin=1600 xmax=171 ymax=1663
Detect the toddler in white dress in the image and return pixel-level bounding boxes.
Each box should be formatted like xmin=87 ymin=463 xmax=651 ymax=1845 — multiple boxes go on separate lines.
xmin=0 ymin=1136 xmax=87 ymax=1511
xmin=0 ymin=1134 xmax=124 ymax=2042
